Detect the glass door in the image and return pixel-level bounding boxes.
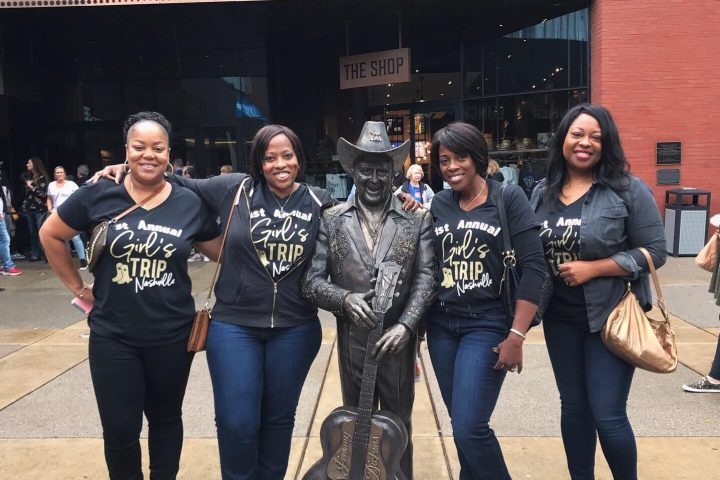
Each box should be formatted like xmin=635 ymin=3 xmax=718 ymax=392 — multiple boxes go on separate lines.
xmin=202 ymin=126 xmax=238 ymax=178
xmin=410 ymin=100 xmax=459 ymax=192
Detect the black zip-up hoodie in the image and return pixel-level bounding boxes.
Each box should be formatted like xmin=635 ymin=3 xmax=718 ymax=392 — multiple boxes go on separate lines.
xmin=175 ymin=173 xmax=333 ymax=328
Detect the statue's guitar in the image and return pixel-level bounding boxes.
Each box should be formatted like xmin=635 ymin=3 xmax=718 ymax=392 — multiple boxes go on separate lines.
xmin=303 ymin=261 xmax=408 ymax=480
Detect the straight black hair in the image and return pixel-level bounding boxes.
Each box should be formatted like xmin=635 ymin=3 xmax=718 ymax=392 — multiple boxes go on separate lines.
xmin=248 ymin=124 xmax=305 ymax=181
xmin=430 ymin=121 xmax=488 ymax=179
xmin=544 ymin=103 xmax=630 ymax=210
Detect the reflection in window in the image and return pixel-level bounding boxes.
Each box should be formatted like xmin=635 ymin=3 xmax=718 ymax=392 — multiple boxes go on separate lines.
xmin=81 ymin=83 xmax=123 ymax=122
xmin=366 ymin=72 xmax=460 ymax=107
xmin=204 ymin=127 xmax=238 ymax=178
xmin=463 ymin=89 xmax=588 ymax=155
xmin=156 ymin=77 xmax=268 ymax=122
xmin=465 ymin=8 xmax=588 ymax=97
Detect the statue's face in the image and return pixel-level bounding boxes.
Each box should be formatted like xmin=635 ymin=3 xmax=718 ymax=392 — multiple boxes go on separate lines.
xmin=353 ymin=156 xmax=393 ymax=207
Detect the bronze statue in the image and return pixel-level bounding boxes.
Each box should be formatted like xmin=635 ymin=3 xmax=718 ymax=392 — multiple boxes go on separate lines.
xmin=302 ymin=121 xmax=437 ymax=479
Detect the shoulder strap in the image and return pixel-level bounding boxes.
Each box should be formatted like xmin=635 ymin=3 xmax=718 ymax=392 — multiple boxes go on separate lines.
xmin=307 ymin=185 xmax=323 ymax=206
xmin=110 ymin=181 xmax=166 ymax=224
xmin=638 ymin=247 xmax=668 ymax=320
xmin=494 ymin=183 xmax=514 ymax=257
xmin=204 ymin=177 xmax=250 ymax=304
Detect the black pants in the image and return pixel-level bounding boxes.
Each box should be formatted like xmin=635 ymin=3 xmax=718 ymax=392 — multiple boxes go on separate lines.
xmin=89 ymin=333 xmax=194 ymax=480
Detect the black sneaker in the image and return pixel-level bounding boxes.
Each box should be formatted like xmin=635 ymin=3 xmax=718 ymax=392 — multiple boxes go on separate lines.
xmin=682 ymin=376 xmax=720 ymax=393
xmin=79 ymin=259 xmax=88 ymax=270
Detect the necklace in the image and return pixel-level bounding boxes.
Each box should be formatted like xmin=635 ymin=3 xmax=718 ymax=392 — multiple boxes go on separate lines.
xmin=459 ymin=179 xmax=487 ymax=210
xmin=271 ymin=184 xmax=297 ymax=212
xmin=129 ymin=178 xmax=165 ymax=208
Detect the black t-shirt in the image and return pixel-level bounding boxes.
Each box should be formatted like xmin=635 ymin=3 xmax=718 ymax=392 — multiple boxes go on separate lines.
xmin=535 ymin=195 xmax=588 ymax=323
xmin=431 ymin=181 xmax=539 ymax=307
xmin=250 ymin=184 xmax=315 ymax=282
xmin=58 ymin=179 xmax=219 ymax=346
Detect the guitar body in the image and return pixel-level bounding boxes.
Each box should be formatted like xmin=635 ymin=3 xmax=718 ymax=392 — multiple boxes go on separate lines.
xmin=303 ymin=262 xmax=407 ymax=480
xmin=302 ymin=406 xmax=408 ymax=480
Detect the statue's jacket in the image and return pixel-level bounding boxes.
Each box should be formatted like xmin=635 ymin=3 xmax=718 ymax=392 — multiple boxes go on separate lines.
xmin=302 ymin=194 xmax=438 ymax=331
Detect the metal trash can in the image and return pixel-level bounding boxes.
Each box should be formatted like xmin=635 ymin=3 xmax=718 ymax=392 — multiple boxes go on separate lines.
xmin=664 ymin=188 xmax=711 ymax=256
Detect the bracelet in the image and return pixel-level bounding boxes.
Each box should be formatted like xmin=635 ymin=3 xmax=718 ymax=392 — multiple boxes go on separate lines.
xmin=509 ymin=328 xmax=527 ymax=341
xmin=74 ymin=283 xmax=91 ymax=300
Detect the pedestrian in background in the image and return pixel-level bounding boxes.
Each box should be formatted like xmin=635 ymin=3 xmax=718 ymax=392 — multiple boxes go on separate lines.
xmin=0 ymin=182 xmax=22 ymax=275
xmin=182 ymin=165 xmax=198 ymax=178
xmin=399 ymin=164 xmax=434 ymax=207
xmin=75 ymin=164 xmax=91 ymax=186
xmin=46 ymin=166 xmax=87 ymax=269
xmin=220 ymin=164 xmax=233 ymax=175
xmin=530 ymin=103 xmax=666 ymax=480
xmin=487 ymin=159 xmax=505 ymax=183
xmin=683 ymin=214 xmax=720 ymax=393
xmin=21 ymin=156 xmax=49 ymax=261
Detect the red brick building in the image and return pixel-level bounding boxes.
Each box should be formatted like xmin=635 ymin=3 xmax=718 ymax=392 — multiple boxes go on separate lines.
xmin=591 ymin=0 xmax=720 ymax=215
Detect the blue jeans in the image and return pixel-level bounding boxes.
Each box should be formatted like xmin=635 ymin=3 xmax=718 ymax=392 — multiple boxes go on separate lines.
xmin=69 ymin=234 xmax=86 ymax=260
xmin=25 ymin=211 xmax=44 ymax=257
xmin=710 ymin=315 xmax=720 ymax=379
xmin=206 ymin=318 xmax=322 ymax=480
xmin=0 ymin=218 xmax=15 ymax=270
xmin=427 ymin=302 xmax=511 ymax=480
xmin=544 ymin=319 xmax=637 ymax=480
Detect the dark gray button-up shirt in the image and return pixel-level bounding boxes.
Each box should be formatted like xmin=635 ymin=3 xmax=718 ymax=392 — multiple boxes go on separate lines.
xmin=530 ymin=175 xmax=667 ymax=332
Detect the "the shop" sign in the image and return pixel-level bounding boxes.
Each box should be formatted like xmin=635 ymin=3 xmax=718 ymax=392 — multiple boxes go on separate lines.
xmin=339 ymin=48 xmax=411 ymax=90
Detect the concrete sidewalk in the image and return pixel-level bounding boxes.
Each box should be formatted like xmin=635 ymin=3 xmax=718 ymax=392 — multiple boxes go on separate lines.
xmin=0 ymin=257 xmax=718 ymax=479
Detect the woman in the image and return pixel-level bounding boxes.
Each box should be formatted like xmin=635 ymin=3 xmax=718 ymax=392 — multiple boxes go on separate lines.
xmin=22 ymin=156 xmax=49 ymax=261
xmin=169 ymin=124 xmax=337 ymax=480
xmin=40 ymin=111 xmax=220 ymax=479
xmin=0 ymin=183 xmax=22 ymax=275
xmin=46 ymin=165 xmax=88 ymax=269
xmin=487 ymin=158 xmax=505 ymax=183
xmin=399 ymin=164 xmax=434 ymax=206
xmin=684 ymin=215 xmax=720 ymax=393
xmin=182 ymin=165 xmax=198 ymax=178
xmin=428 ymin=121 xmax=546 ymax=479
xmin=530 ymin=104 xmax=666 ymax=479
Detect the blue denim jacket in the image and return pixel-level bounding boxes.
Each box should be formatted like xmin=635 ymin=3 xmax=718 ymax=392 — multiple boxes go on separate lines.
xmin=530 ymin=175 xmax=667 ymax=332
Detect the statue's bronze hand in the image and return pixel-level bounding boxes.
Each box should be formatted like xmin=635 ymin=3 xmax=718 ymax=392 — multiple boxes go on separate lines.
xmin=398 ymin=192 xmax=421 ymax=212
xmin=342 ymin=291 xmax=377 ymax=329
xmin=372 ymin=323 xmax=411 ymax=361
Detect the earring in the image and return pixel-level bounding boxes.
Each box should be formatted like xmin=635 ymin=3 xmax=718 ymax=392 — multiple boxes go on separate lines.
xmin=165 ymin=163 xmax=174 ymax=176
xmin=122 ymin=159 xmax=130 ymax=174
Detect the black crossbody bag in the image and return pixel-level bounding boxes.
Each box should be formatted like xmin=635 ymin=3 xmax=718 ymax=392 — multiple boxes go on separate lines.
xmin=495 ymin=184 xmax=553 ymax=328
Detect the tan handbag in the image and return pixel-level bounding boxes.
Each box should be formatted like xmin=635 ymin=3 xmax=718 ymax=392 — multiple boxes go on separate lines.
xmin=695 ymin=229 xmax=719 ymax=272
xmin=187 ymin=178 xmax=248 ymax=353
xmin=601 ymin=247 xmax=678 ymax=373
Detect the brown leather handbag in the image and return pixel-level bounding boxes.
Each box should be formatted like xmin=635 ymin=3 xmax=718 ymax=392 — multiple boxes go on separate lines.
xmin=695 ymin=229 xmax=719 ymax=272
xmin=86 ymin=183 xmax=166 ymax=273
xmin=187 ymin=178 xmax=248 ymax=353
xmin=601 ymin=247 xmax=678 ymax=373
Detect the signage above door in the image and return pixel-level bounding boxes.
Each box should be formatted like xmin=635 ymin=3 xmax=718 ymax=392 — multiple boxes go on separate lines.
xmin=339 ymin=48 xmax=411 ymax=90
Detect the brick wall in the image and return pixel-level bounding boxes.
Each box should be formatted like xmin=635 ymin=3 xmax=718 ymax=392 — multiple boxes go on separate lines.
xmin=590 ymin=0 xmax=720 ymax=219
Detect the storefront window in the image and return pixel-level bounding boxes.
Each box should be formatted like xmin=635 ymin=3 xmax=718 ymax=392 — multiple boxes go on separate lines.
xmin=81 ymin=82 xmax=123 ymax=122
xmin=465 ymin=9 xmax=588 ymax=98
